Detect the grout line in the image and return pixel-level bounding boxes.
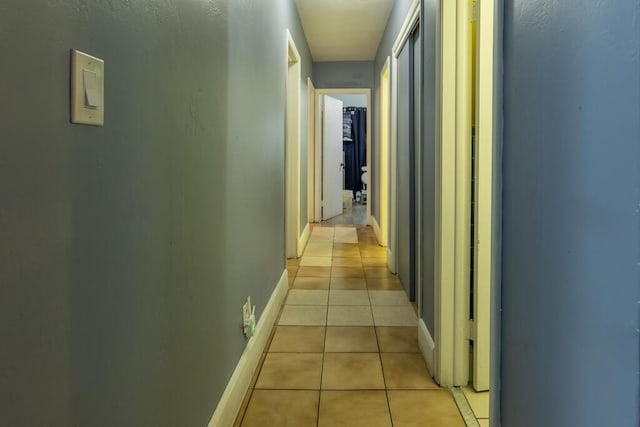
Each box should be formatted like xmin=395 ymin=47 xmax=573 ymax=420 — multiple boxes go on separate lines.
xmin=318 ymin=225 xmax=331 ymax=427
xmin=252 ymin=386 xmax=444 ymax=392
xmin=361 ymin=229 xmax=394 ymax=426
xmin=380 ymin=344 xmax=394 ymax=426
xmin=318 ymin=387 xmax=389 ymax=392
xmin=234 ymin=386 xmax=254 ymax=427
xmin=316 ymin=300 xmax=330 ymax=427
xmin=451 ymin=387 xmax=481 ymax=427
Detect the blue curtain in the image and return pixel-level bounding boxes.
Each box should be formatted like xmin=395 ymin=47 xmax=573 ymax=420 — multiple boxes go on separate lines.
xmin=343 ymin=107 xmax=367 ymax=197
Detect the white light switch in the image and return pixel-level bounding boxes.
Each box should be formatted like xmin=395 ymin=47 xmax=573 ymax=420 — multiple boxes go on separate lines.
xmin=83 ymin=69 xmax=99 ymax=108
xmin=71 ymin=50 xmax=104 ymax=126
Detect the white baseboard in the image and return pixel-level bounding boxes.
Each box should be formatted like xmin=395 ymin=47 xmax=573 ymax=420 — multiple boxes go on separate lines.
xmin=297 ymin=223 xmax=310 ymax=258
xmin=372 ymin=216 xmax=382 ymax=245
xmin=387 ymin=248 xmax=396 ymax=274
xmin=418 ymin=318 xmax=436 ymax=381
xmin=207 ymin=270 xmax=289 ymax=427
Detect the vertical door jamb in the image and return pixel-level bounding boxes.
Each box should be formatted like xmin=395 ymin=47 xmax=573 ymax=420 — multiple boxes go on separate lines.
xmin=453 ymin=0 xmax=473 ymax=386
xmin=378 ymin=57 xmax=391 ymax=248
xmin=285 ymin=30 xmax=301 ymax=259
xmin=307 ymin=77 xmax=316 ymax=223
xmin=435 ymin=0 xmax=457 ymax=387
xmin=473 ymin=0 xmax=497 ymax=392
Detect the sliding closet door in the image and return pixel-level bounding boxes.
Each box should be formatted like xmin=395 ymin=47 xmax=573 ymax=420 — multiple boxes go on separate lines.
xmin=397 ymin=23 xmax=421 ymax=302
xmin=421 ymin=0 xmax=437 ymax=333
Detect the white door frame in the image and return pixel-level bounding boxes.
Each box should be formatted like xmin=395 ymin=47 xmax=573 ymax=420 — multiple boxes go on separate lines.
xmin=311 ymin=88 xmax=371 ymax=225
xmin=436 ymin=0 xmax=498 ymax=390
xmin=285 ymin=30 xmax=302 ymax=259
xmin=375 ymin=57 xmax=391 ymax=248
xmin=453 ymin=0 xmax=473 ymax=386
xmin=438 ymin=0 xmax=474 ymax=388
xmin=471 ymin=0 xmax=497 ymax=392
xmin=307 ymin=77 xmax=316 ymax=223
xmin=434 ymin=0 xmax=458 ymax=387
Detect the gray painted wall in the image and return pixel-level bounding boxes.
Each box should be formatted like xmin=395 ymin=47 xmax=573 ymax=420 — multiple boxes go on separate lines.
xmin=332 ymin=94 xmax=368 ymax=108
xmin=501 ymin=1 xmax=640 ymax=426
xmin=372 ymin=0 xmax=414 ymax=223
xmin=420 ymin=0 xmax=439 ymax=335
xmin=312 ymin=61 xmax=374 ymax=89
xmin=0 ymin=1 xmax=311 ymax=425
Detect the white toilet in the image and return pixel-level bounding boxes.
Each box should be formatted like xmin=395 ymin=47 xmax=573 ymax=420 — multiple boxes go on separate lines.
xmin=360 ymin=166 xmax=367 ymax=204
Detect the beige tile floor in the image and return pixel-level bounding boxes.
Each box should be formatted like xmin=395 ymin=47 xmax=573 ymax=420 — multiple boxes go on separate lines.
xmin=235 ymin=225 xmax=465 ymax=427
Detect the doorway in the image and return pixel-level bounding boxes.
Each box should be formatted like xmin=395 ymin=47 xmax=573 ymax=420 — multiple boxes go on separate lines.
xmin=436 ymin=0 xmax=498 ymax=424
xmin=309 ymin=88 xmax=372 ymax=225
xmin=320 ymin=94 xmax=345 ymax=221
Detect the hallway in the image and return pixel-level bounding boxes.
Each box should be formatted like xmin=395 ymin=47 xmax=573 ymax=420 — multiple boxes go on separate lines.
xmin=234 ymin=225 xmax=464 ymax=426
xmin=2 ymin=0 xmax=638 ymax=425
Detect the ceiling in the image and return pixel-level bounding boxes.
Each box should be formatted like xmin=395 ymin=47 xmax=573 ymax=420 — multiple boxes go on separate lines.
xmin=294 ymin=0 xmax=395 ymax=62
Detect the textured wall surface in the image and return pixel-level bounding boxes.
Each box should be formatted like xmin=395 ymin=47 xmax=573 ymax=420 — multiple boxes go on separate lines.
xmin=372 ymin=0 xmax=414 ymax=223
xmin=501 ymin=0 xmax=640 ymax=425
xmin=332 ymin=94 xmax=368 ymax=108
xmin=312 ymin=61 xmax=374 ymax=89
xmin=0 ymin=1 xmax=310 ymax=425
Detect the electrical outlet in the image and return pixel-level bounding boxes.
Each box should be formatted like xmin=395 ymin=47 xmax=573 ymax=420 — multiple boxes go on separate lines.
xmin=242 ymin=296 xmax=256 ymax=337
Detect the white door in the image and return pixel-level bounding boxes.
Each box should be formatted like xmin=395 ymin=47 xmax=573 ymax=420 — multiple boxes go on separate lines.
xmin=322 ymin=95 xmax=344 ymax=220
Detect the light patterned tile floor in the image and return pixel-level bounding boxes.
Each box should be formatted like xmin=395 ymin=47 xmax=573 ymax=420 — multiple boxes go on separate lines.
xmin=369 ymin=290 xmax=412 ymax=306
xmin=278 ymin=305 xmax=327 ymax=326
xmin=299 ymin=256 xmax=333 ymax=267
xmin=371 ymin=305 xmax=419 ymax=326
xmin=329 ymin=290 xmax=370 ymax=306
xmin=286 ymin=289 xmax=329 ymax=306
xmin=327 ymin=305 xmax=374 ymax=326
xmin=235 ymin=225 xmax=466 ymax=427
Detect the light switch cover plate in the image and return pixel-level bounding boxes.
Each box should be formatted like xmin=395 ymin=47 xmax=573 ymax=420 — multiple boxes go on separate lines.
xmin=71 ymin=49 xmax=104 ymax=126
